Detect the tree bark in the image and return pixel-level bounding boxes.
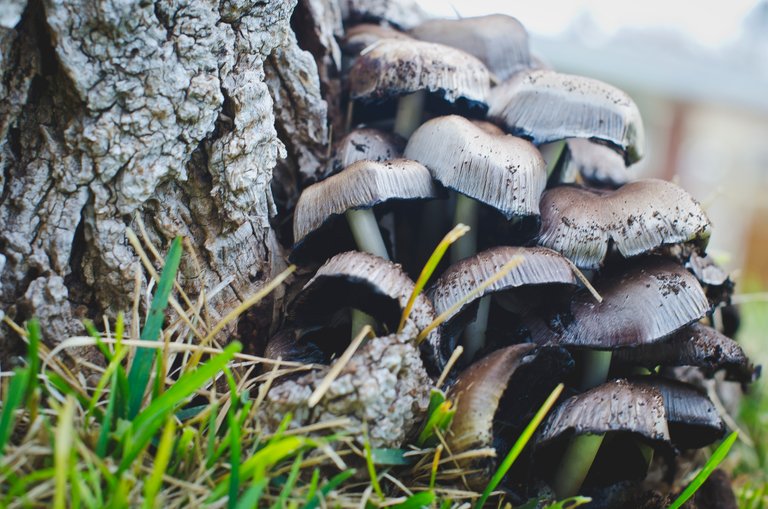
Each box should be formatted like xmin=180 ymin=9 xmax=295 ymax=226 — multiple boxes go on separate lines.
xmin=0 ymin=0 xmax=338 ymax=351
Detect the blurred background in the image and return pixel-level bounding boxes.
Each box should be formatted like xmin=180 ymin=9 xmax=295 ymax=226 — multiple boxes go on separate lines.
xmin=415 ymin=0 xmax=768 ymax=485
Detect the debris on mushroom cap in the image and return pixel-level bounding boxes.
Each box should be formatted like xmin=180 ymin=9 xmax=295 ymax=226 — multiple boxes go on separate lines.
xmin=291 ymin=159 xmax=437 ymax=261
xmin=447 ymin=344 xmax=573 ymax=489
xmin=404 ymin=115 xmax=546 ymax=219
xmin=488 ymin=69 xmax=645 ymax=164
xmin=289 ymin=251 xmax=442 ymax=365
xmin=342 ymin=24 xmax=413 ymax=55
xmin=257 ymin=333 xmax=431 ymax=448
xmin=527 ymin=257 xmax=711 ymax=349
xmin=339 ymin=0 xmax=431 ymax=30
xmin=536 ymin=379 xmax=671 ymax=448
xmin=408 ymin=14 xmax=532 ymax=82
xmin=537 ymin=179 xmax=711 ymax=269
xmin=614 ymin=323 xmax=757 ymax=384
xmin=630 ymin=376 xmax=725 ymax=449
xmin=427 ymin=246 xmax=578 ymax=325
xmin=325 ymin=128 xmax=405 ymax=179
xmin=348 ymin=39 xmax=491 ymax=109
xmin=561 ymin=138 xmax=631 ymax=188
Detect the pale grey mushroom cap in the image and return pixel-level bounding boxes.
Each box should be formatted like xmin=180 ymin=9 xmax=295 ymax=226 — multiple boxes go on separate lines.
xmin=489 ymin=69 xmax=646 ymax=164
xmin=292 ymin=158 xmax=437 ymax=256
xmin=348 ymin=39 xmax=491 ymax=109
xmin=562 ymin=138 xmax=631 ymax=188
xmin=408 ymin=14 xmax=531 ymax=82
xmin=343 ymin=23 xmax=413 ymax=55
xmin=404 ymin=115 xmax=546 ymax=219
xmin=537 ymin=179 xmax=711 ymax=270
xmin=427 ymin=246 xmax=578 ymax=325
xmin=527 ymin=257 xmax=711 ymax=349
xmin=339 ymin=0 xmax=431 ymax=30
xmin=325 ymin=128 xmax=405 ymax=178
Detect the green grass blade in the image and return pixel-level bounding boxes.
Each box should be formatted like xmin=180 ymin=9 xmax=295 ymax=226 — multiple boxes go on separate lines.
xmin=476 ymin=383 xmax=565 ymax=509
xmin=300 ymin=469 xmax=356 ymax=509
xmin=393 ymin=491 xmax=436 ymax=509
xmin=370 ymin=448 xmax=412 ymax=466
xmin=0 ymin=368 xmax=30 ymax=456
xmin=271 ymin=453 xmax=303 ymax=509
xmin=228 ymin=406 xmax=241 ymax=509
xmin=305 ymin=469 xmax=320 ymax=504
xmin=25 ymin=319 xmax=41 ymax=398
xmin=120 ymin=342 xmax=241 ymax=472
xmin=127 ymin=236 xmax=183 ymax=418
xmin=95 ymin=370 xmax=119 ymax=458
xmin=363 ymin=430 xmax=385 ymax=500
xmin=544 ymin=496 xmax=592 ymax=508
xmin=234 ymin=479 xmax=268 ymax=509
xmin=142 ymin=418 xmax=177 ymax=508
xmin=54 ymin=396 xmax=76 ymax=509
xmin=667 ymin=431 xmax=739 ymax=509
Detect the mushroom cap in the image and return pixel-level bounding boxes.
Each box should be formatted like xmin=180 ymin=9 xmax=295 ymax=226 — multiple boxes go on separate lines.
xmin=408 ymin=14 xmax=531 ymax=82
xmin=536 ymin=379 xmax=671 ymax=448
xmin=291 ymin=159 xmax=438 ymax=261
xmin=489 ymin=69 xmax=645 ymax=164
xmin=404 ymin=115 xmax=546 ymax=219
xmin=528 ymin=257 xmax=711 ymax=349
xmin=631 ymin=376 xmax=725 ymax=449
xmin=289 ymin=251 xmax=442 ymax=364
xmin=342 ymin=24 xmax=413 ymax=55
xmin=339 ymin=0 xmax=431 ymax=30
xmin=348 ymin=39 xmax=491 ymax=109
xmin=537 ymin=179 xmax=711 ymax=269
xmin=687 ymin=252 xmax=730 ymax=287
xmin=562 ymin=138 xmax=630 ymax=188
xmin=325 ymin=128 xmax=405 ymax=179
xmin=614 ymin=323 xmax=756 ymax=384
xmin=447 ymin=344 xmax=573 ymax=489
xmin=427 ymin=246 xmax=578 ymax=325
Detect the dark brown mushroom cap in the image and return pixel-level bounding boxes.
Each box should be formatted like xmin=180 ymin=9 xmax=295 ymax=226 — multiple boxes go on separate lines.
xmin=348 ymin=39 xmax=491 ymax=109
xmin=291 ymin=159 xmax=438 ymax=259
xmin=289 ymin=251 xmax=442 ymax=361
xmin=614 ymin=323 xmax=756 ymax=384
xmin=631 ymin=377 xmax=725 ymax=449
xmin=537 ymin=179 xmax=711 ymax=269
xmin=427 ymin=246 xmax=578 ymax=325
xmin=562 ymin=138 xmax=630 ymax=188
xmin=528 ymin=258 xmax=711 ymax=349
xmin=408 ymin=14 xmax=531 ymax=82
xmin=339 ymin=0 xmax=431 ymax=30
xmin=488 ymin=70 xmax=645 ymax=164
xmin=404 ymin=115 xmax=546 ymax=219
xmin=342 ymin=24 xmax=413 ymax=55
xmin=326 ymin=128 xmax=405 ymax=178
xmin=536 ymin=379 xmax=671 ymax=448
xmin=264 ymin=328 xmax=325 ymax=366
xmin=447 ymin=344 xmax=573 ymax=489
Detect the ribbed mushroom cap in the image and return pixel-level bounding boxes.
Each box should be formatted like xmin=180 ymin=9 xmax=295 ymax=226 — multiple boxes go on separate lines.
xmin=537 ymin=179 xmax=711 ymax=269
xmin=339 ymin=0 xmax=430 ymax=30
xmin=614 ymin=323 xmax=756 ymax=384
xmin=348 ymin=39 xmax=491 ymax=110
xmin=562 ymin=138 xmax=630 ymax=188
xmin=447 ymin=344 xmax=573 ymax=489
xmin=404 ymin=115 xmax=546 ymax=219
xmin=264 ymin=328 xmax=325 ymax=366
xmin=489 ymin=69 xmax=645 ymax=164
xmin=289 ymin=251 xmax=442 ymax=364
xmin=291 ymin=159 xmax=438 ymax=261
xmin=536 ymin=379 xmax=671 ymax=448
xmin=408 ymin=14 xmax=531 ymax=82
xmin=427 ymin=246 xmax=578 ymax=325
xmin=631 ymin=377 xmax=725 ymax=449
xmin=528 ymin=258 xmax=711 ymax=349
xmin=343 ymin=24 xmax=413 ymax=55
xmin=326 ymin=128 xmax=405 ymax=178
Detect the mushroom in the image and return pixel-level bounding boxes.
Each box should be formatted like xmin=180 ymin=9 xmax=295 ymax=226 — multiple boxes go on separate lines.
xmin=613 ymin=322 xmax=756 ymax=385
xmin=446 ymin=344 xmax=574 ymax=490
xmin=289 ymin=251 xmax=443 ymax=371
xmin=537 ymin=179 xmax=711 ymax=269
xmin=348 ymin=39 xmax=491 ymax=137
xmin=291 ymin=159 xmax=438 ymax=263
xmin=342 ymin=23 xmax=413 ymax=57
xmin=559 ymin=138 xmax=631 ymax=188
xmin=426 ymin=246 xmax=578 ymax=363
xmin=325 ymin=128 xmax=405 ymax=179
xmin=408 ymin=14 xmax=532 ymax=82
xmin=339 ymin=0 xmax=431 ymax=30
xmin=489 ymin=69 xmax=646 ymax=165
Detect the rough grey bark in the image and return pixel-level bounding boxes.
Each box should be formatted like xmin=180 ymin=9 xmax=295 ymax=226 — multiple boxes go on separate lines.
xmin=0 ymin=0 xmax=334 ymax=350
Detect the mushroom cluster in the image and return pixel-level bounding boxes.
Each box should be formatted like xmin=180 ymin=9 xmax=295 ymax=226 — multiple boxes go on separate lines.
xmin=257 ymin=4 xmax=758 ymax=505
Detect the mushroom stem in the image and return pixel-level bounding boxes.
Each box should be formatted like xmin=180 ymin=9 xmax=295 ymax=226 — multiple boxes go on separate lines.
xmin=581 ymin=350 xmax=612 ymax=390
xmin=552 ymin=433 xmax=605 ymax=499
xmin=463 ymin=295 xmax=491 ymax=361
xmin=541 ymin=140 xmax=566 ymax=177
xmin=393 ymin=90 xmax=426 ymax=138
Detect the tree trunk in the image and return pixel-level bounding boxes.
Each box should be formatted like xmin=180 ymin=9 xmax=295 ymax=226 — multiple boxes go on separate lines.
xmin=0 ymin=0 xmax=340 ymax=352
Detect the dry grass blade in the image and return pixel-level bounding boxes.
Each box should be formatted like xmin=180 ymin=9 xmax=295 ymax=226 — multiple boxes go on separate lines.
xmin=563 ymin=257 xmax=602 ymax=303
xmin=436 ymin=346 xmax=463 ymax=388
